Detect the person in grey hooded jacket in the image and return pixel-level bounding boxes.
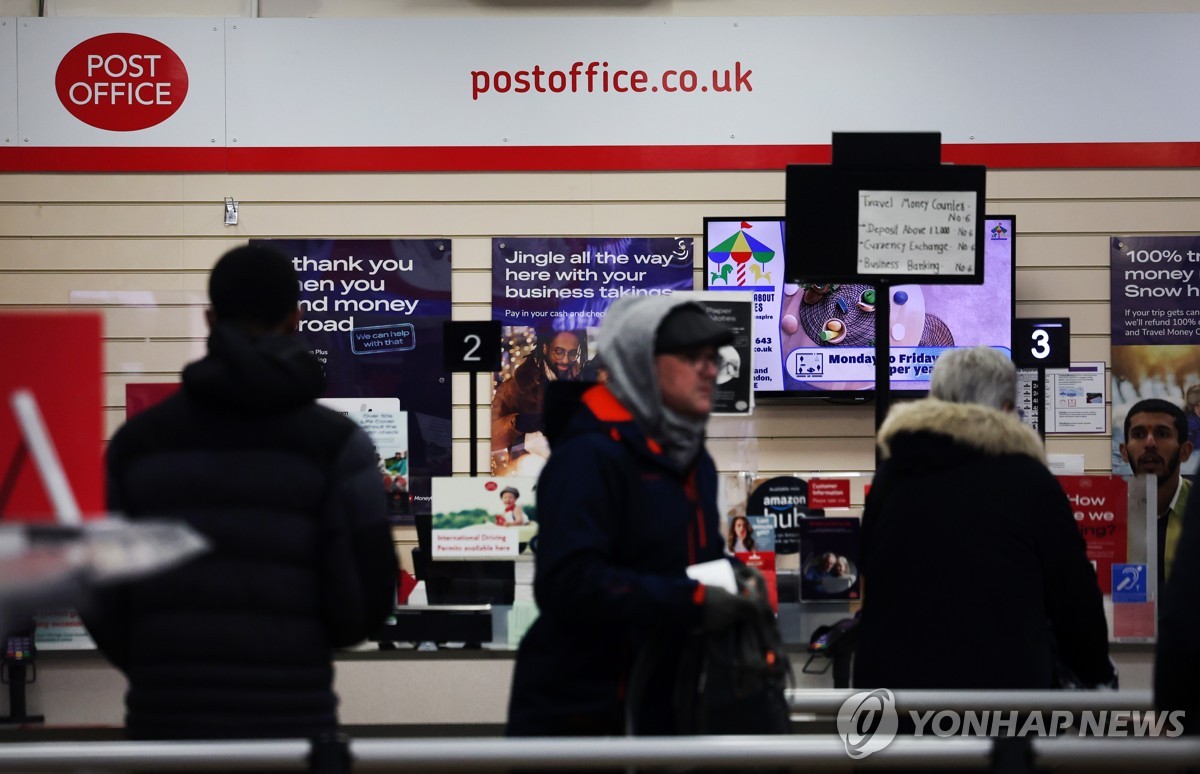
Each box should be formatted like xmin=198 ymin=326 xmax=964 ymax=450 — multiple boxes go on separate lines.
xmin=506 ymin=296 xmax=753 ymax=736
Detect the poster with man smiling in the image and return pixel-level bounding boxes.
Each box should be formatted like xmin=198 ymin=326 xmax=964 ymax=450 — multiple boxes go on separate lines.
xmin=490 ymin=236 xmax=693 ymax=476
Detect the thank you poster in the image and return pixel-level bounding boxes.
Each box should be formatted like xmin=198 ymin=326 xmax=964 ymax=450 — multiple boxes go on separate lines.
xmin=255 ymin=238 xmax=453 ymax=521
xmin=490 ymin=236 xmax=694 ymax=475
xmin=1109 ymin=236 xmax=1200 ymax=475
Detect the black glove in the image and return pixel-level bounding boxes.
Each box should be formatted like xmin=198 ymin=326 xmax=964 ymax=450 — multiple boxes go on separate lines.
xmin=733 ymin=564 xmax=768 ymax=605
xmin=702 ymin=585 xmax=758 ymax=632
xmin=514 ymin=412 xmax=544 ymax=434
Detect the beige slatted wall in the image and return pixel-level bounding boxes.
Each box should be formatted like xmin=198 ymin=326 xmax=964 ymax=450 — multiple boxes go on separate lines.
xmin=2 ymin=168 xmax=1198 ymax=483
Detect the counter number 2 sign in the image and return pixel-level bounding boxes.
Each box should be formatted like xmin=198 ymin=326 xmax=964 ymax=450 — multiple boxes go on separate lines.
xmin=443 ymin=321 xmax=502 ymax=373
xmin=1013 ymin=318 xmax=1070 ymax=370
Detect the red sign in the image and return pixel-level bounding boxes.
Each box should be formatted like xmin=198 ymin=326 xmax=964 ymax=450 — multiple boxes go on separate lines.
xmin=1113 ymin=601 xmax=1155 ymax=640
xmin=1057 ymin=475 xmax=1128 ymax=594
xmin=0 ymin=313 xmax=105 ymax=522
xmin=55 ymin=33 xmax=189 ymax=132
xmin=735 ymin=550 xmax=778 ymax=612
xmin=124 ymin=383 xmax=179 ymax=418
xmin=809 ymin=478 xmax=851 ymax=509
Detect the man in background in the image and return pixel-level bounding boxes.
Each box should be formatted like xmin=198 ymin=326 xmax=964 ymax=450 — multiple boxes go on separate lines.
xmin=1156 ymin=453 xmax=1200 ymax=734
xmin=1120 ymin=399 xmax=1193 ymax=588
xmin=491 ymin=327 xmax=586 ymax=472
xmin=85 ymin=244 xmax=398 ymax=740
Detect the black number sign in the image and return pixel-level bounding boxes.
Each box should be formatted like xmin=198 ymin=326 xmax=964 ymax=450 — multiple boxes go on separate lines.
xmin=1013 ymin=318 xmax=1070 ymax=369
xmin=443 ymin=321 xmax=501 ymax=373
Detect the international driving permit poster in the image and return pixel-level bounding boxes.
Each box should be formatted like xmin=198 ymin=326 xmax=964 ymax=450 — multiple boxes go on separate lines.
xmin=431 ymin=476 xmax=538 ymax=560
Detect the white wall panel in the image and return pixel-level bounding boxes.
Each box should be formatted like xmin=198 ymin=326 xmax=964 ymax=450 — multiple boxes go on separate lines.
xmin=216 ymin=16 xmax=1200 ymax=148
xmin=17 ymin=17 xmax=225 ymax=146
xmin=105 ymin=338 xmax=205 ymax=372
xmin=0 ymin=168 xmax=1190 ymax=205
xmin=0 ymin=19 xmax=16 ymax=146
xmin=0 ymin=239 xmax=191 ymax=270
xmin=0 ymin=274 xmax=205 ymax=303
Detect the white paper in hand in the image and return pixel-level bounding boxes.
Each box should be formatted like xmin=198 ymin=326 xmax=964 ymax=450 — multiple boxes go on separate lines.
xmin=686 ymin=558 xmax=737 ymax=593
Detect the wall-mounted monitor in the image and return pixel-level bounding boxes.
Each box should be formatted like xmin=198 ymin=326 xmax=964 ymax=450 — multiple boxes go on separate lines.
xmin=703 ymin=215 xmax=1015 ymax=401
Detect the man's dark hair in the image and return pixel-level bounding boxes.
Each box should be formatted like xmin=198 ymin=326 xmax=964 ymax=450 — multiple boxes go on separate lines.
xmin=209 ymin=245 xmax=300 ymax=329
xmin=1124 ymin=398 xmax=1187 ymax=443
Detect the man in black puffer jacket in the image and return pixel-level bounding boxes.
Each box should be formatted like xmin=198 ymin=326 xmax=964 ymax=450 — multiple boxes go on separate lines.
xmin=84 ymin=244 xmax=398 ymax=740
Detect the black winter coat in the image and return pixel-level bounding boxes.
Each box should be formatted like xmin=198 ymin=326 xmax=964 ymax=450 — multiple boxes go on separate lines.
xmin=85 ymin=324 xmax=397 ymax=740
xmin=854 ymin=399 xmax=1114 ymax=690
xmin=506 ymin=384 xmax=725 ymax=736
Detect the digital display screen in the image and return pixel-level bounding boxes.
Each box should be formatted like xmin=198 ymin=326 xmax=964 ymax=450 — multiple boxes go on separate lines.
xmin=703 ymin=216 xmax=1014 ymax=399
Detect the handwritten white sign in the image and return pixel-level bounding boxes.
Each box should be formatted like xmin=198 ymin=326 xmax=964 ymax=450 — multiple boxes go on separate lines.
xmin=857 ymin=190 xmax=977 ymax=277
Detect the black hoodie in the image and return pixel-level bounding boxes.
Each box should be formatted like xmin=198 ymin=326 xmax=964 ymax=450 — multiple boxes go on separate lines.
xmin=85 ymin=324 xmax=397 ymax=740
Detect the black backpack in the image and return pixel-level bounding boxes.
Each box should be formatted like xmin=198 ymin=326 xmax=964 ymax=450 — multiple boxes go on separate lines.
xmin=671 ymin=587 xmax=793 ymax=735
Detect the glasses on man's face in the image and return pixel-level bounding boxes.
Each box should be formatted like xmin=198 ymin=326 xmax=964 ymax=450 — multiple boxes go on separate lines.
xmin=674 ymin=349 xmax=726 ymax=373
xmin=550 ymin=347 xmax=581 ymax=361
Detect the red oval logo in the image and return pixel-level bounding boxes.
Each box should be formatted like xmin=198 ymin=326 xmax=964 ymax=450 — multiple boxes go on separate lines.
xmin=55 ymin=33 xmax=188 ymax=132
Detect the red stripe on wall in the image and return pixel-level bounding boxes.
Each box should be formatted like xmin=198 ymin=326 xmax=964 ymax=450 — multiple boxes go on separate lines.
xmin=2 ymin=142 xmax=1199 ymax=173
xmin=943 ymin=142 xmax=1200 ymax=169
xmin=229 ymin=142 xmax=1200 ymax=171
xmin=224 ymin=144 xmax=833 ymax=172
xmin=0 ymin=146 xmax=228 ymax=172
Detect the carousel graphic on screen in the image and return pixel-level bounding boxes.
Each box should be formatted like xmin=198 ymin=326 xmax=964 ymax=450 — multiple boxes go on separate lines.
xmin=707 ymin=223 xmax=779 ymax=289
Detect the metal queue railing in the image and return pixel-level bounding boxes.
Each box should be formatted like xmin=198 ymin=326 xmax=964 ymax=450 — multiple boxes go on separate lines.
xmin=0 ymin=690 xmax=1194 ymax=772
xmin=785 ymin=688 xmax=1156 ymax=714
xmin=0 ymin=736 xmax=1199 ymax=771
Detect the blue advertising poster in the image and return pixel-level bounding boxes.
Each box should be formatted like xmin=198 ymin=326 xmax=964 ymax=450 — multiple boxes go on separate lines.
xmin=1109 ymin=236 xmax=1200 ymax=475
xmin=490 ymin=236 xmax=694 ymax=476
xmin=254 ymin=238 xmax=453 ymax=522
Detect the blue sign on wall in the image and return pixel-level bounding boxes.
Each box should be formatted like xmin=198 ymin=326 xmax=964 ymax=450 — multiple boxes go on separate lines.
xmin=1112 ymin=564 xmax=1148 ymax=603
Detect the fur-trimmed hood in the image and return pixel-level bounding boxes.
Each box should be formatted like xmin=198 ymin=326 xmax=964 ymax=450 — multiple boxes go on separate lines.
xmin=877 ymin=398 xmax=1046 ymax=464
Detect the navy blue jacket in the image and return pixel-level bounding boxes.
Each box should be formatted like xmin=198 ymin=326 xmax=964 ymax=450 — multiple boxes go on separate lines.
xmin=507 ymin=385 xmax=725 ymax=736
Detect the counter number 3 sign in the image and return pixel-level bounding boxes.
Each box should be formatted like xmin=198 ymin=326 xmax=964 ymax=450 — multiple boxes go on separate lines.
xmin=1013 ymin=318 xmax=1071 ymax=370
